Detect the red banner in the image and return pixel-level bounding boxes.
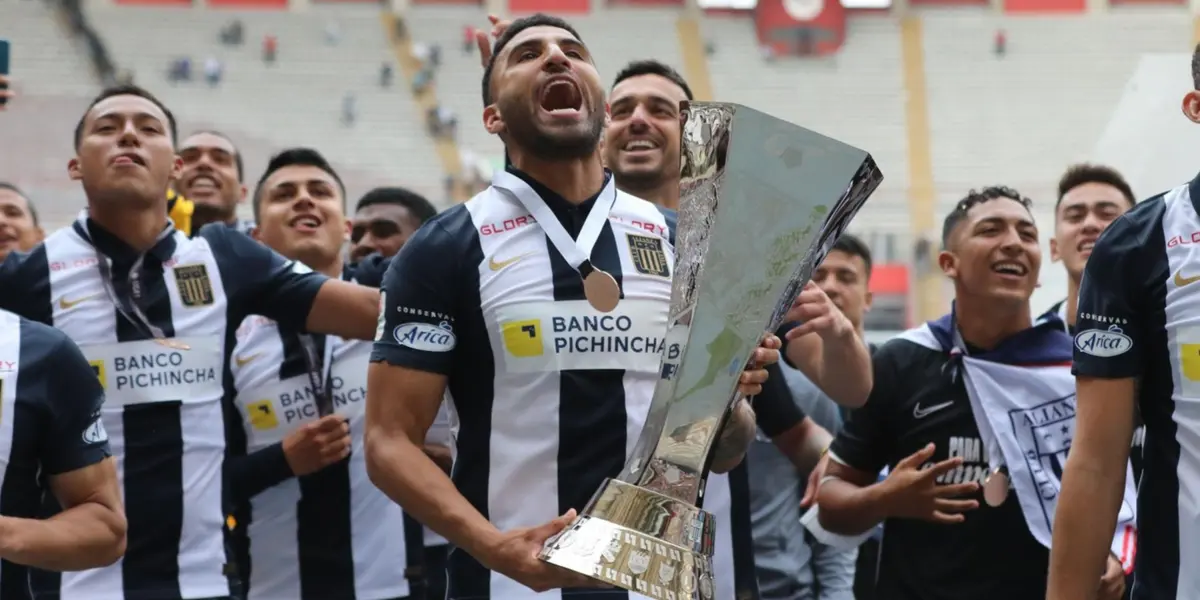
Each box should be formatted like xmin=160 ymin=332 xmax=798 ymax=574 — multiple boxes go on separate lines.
xmin=609 ymin=0 xmax=683 ymax=5
xmin=115 ymin=0 xmax=191 ymax=5
xmin=1109 ymin=0 xmax=1183 ymax=5
xmin=508 ymin=0 xmax=589 ymax=12
xmin=1004 ymin=0 xmax=1082 ymax=12
xmin=910 ymin=0 xmax=984 ymax=6
xmin=754 ymin=0 xmax=846 ymax=56
xmin=206 ymin=0 xmax=286 ymax=7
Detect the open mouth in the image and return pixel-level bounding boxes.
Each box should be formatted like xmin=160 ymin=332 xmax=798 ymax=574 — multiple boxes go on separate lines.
xmin=187 ymin=175 xmax=220 ymax=194
xmin=621 ymin=138 xmax=660 ymax=155
xmin=289 ymin=214 xmax=322 ymax=233
xmin=1077 ymin=239 xmax=1097 ymax=254
xmin=539 ymin=78 xmax=583 ymax=117
xmin=991 ymin=260 xmax=1028 ymax=278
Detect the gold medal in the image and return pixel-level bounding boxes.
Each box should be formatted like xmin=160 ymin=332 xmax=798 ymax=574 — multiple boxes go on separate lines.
xmin=583 ymin=269 xmax=621 ymax=313
xmin=983 ymin=468 xmax=1009 ymax=507
xmin=155 ymin=338 xmax=191 ymax=351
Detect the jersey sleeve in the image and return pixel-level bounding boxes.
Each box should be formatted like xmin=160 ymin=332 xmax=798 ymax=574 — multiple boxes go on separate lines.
xmin=370 ymin=219 xmax=462 ymax=376
xmin=754 ymin=362 xmax=805 ymax=438
xmin=37 ymin=325 xmax=111 ymax=474
xmin=828 ymin=339 xmax=903 ymax=475
xmin=0 ymin=247 xmax=52 ymax=325
xmin=347 ymin=253 xmax=391 ymax=288
xmin=1072 ymin=212 xmax=1152 ymax=379
xmin=200 ymin=224 xmax=329 ymax=330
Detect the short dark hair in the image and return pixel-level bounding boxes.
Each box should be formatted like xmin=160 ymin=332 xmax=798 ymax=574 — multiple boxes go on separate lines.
xmin=941 ymin=185 xmax=1033 ymax=248
xmin=1055 ymin=163 xmax=1136 ymax=213
xmin=1192 ymin=42 xmax=1200 ymax=89
xmin=481 ymin=13 xmax=584 ymax=107
xmin=252 ymin=148 xmax=347 ymax=222
xmin=74 ymin=84 xmax=178 ymax=150
xmin=0 ymin=182 xmax=37 ymax=226
xmin=183 ymin=130 xmax=245 ymax=182
xmin=612 ymin=60 xmax=694 ymax=101
xmin=830 ymin=233 xmax=872 ymax=278
xmin=356 ymin=187 xmax=438 ymax=225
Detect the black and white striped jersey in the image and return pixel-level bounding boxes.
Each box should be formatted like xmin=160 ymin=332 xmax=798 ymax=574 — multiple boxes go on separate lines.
xmin=0 ymin=216 xmax=329 ymax=600
xmin=371 ymin=169 xmax=752 ymax=600
xmin=225 ymin=266 xmax=415 ymax=600
xmin=0 ymin=309 xmax=111 ymax=600
xmin=1074 ymin=174 xmax=1200 ymax=600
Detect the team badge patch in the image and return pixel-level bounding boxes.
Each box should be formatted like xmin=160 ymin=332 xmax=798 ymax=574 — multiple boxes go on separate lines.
xmin=173 ymin=264 xmax=215 ymax=307
xmin=627 ymin=234 xmax=669 ymax=278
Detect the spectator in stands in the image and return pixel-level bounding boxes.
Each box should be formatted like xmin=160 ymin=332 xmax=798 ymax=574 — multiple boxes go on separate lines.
xmin=263 ymin=34 xmax=277 ymax=65
xmin=168 ymin=57 xmax=192 ymax=84
xmin=348 ymin=186 xmax=437 ymax=265
xmin=220 ymin=19 xmax=243 ymax=46
xmin=413 ymin=66 xmax=434 ymax=95
xmin=463 ymin=25 xmax=476 ymax=53
xmin=342 ymin=92 xmax=357 ymax=127
xmin=0 ymin=183 xmax=43 ymax=260
xmin=994 ymin=30 xmax=1007 ymax=57
xmin=380 ymin=62 xmax=393 ymax=88
xmin=203 ymin=56 xmax=222 ymax=87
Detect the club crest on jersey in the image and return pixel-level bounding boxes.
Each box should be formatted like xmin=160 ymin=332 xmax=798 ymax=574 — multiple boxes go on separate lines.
xmin=173 ymin=264 xmax=215 ymax=307
xmin=394 ymin=321 xmax=456 ymax=352
xmin=627 ymin=234 xmax=670 ymax=278
xmin=1074 ymin=326 xmax=1132 ymax=357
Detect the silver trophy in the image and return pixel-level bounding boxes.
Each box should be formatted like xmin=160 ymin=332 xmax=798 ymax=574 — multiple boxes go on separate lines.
xmin=538 ymin=102 xmax=884 ymax=599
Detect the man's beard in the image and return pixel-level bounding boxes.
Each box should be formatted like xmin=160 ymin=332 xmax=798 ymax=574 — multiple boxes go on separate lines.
xmin=501 ymin=99 xmax=604 ymax=161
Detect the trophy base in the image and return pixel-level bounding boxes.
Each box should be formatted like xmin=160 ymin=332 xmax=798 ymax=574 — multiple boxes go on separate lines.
xmin=538 ymin=478 xmax=717 ymax=600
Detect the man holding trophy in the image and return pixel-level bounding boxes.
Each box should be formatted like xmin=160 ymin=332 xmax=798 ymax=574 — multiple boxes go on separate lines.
xmin=365 ymin=14 xmax=882 ymax=599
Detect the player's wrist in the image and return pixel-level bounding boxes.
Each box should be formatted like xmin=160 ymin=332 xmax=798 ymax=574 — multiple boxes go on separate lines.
xmin=466 ymin=525 xmax=510 ymax=571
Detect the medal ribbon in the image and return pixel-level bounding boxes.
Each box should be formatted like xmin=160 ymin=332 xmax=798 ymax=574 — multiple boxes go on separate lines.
xmin=297 ymin=334 xmax=336 ymax=417
xmin=947 ymin=312 xmax=1006 ymax=477
xmin=491 ymin=170 xmax=617 ymax=279
xmin=75 ymin=213 xmax=177 ymax=342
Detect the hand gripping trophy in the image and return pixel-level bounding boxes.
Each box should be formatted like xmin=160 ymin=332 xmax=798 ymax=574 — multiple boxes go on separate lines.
xmin=538 ymin=102 xmax=885 ymax=599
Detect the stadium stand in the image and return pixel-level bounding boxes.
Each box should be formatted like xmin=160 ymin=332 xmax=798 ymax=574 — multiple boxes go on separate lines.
xmin=82 ymin=4 xmax=445 ymax=208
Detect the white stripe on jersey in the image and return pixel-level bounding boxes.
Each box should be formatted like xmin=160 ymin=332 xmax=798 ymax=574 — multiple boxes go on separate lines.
xmin=231 ymin=317 xmax=410 ymax=600
xmin=1159 ymin=186 xmax=1200 ymax=595
xmin=45 ymin=226 xmax=229 ymax=600
xmin=0 ymin=312 xmax=19 ymax=600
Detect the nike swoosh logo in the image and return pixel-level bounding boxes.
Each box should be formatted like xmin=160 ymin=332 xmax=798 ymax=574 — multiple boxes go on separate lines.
xmin=234 ymin=354 xmax=261 ymax=368
xmin=1176 ymin=269 xmax=1200 ymax=287
xmin=913 ymin=400 xmax=954 ymax=419
xmin=58 ymin=294 xmax=97 ymax=310
xmin=488 ymin=254 xmax=528 ymax=272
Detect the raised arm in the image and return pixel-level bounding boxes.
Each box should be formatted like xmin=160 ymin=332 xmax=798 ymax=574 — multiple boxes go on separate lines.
xmin=1048 ymin=215 xmax=1147 ymax=600
xmin=203 ymin=223 xmax=381 ymax=341
xmin=0 ymin=331 xmax=125 ymax=571
xmin=781 ymin=282 xmax=871 ymax=408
